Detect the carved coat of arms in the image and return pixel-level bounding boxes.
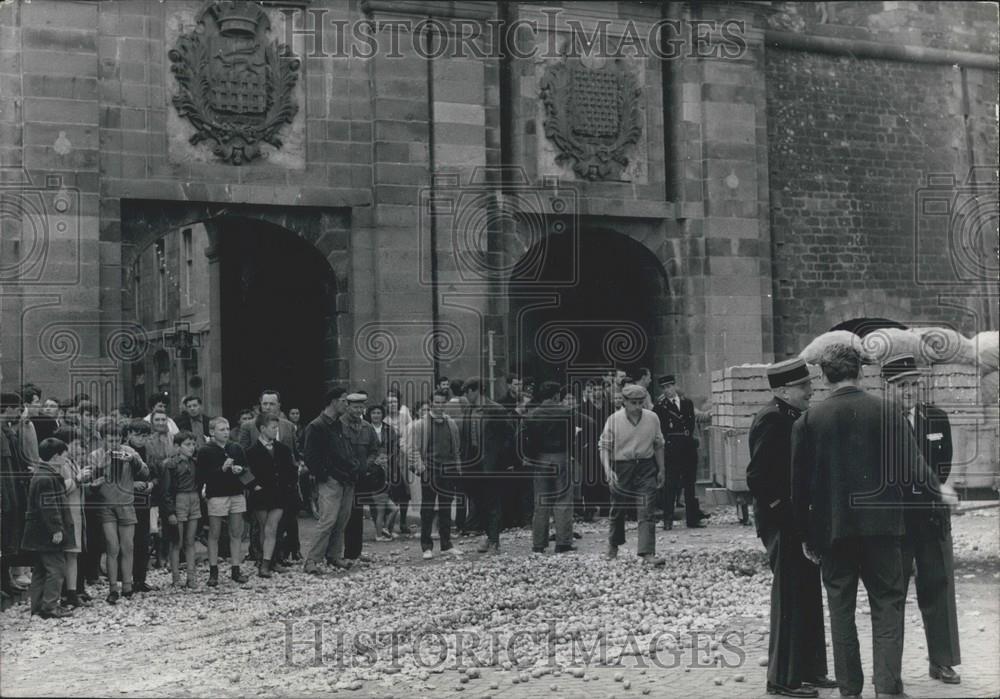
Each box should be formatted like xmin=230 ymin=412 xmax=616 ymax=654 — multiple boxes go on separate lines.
xmin=540 ymin=58 xmax=642 ymax=181
xmin=168 ymin=1 xmax=301 ymax=165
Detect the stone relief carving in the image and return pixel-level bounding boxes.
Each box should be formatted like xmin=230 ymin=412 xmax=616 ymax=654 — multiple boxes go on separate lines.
xmin=168 ymin=1 xmax=301 ymax=165
xmin=539 ymin=58 xmax=643 ymax=181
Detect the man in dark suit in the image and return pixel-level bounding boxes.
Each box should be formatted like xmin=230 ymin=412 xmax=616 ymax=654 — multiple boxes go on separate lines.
xmin=237 ymin=390 xmax=301 ymax=564
xmin=792 ymin=343 xmax=958 ymax=698
xmin=653 ymin=375 xmax=705 ymax=529
xmin=175 ymin=395 xmax=212 ymax=446
xmin=882 ymin=354 xmax=961 ymax=685
xmin=461 ymin=378 xmax=514 ymax=554
xmin=747 ymin=358 xmax=833 ymax=698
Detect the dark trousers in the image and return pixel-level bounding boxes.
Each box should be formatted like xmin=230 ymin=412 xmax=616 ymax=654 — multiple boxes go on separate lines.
xmin=761 ymin=524 xmax=828 ymax=688
xmin=81 ymin=504 xmax=103 ymax=582
xmin=454 ymin=477 xmax=478 ymax=533
xmin=133 ymin=504 xmax=150 ymax=586
xmin=663 ymin=457 xmax=697 ymax=526
xmin=28 ymin=551 xmax=65 ymax=615
xmin=902 ymin=511 xmax=960 ymax=667
xmin=822 ymin=535 xmax=905 ymax=697
xmin=343 ymin=496 xmax=364 ymax=560
xmin=420 ymin=473 xmax=455 ymax=552
xmin=531 ymin=455 xmax=575 ymax=549
xmin=275 ymin=507 xmax=301 ymax=561
xmin=474 ymin=475 xmax=502 ymax=544
xmin=609 ymin=458 xmax=658 ymax=556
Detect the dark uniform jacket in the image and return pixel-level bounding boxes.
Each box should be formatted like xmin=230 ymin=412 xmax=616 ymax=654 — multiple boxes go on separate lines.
xmin=652 ymin=395 xmax=699 ymax=467
xmin=746 ymin=397 xmax=802 ymax=537
xmin=906 ymin=402 xmax=954 ymax=527
xmin=21 ymin=462 xmax=75 ymax=552
xmin=791 ymin=386 xmax=941 ymax=554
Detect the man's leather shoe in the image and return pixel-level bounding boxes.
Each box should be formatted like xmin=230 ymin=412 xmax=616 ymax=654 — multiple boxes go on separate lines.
xmin=697 ymin=511 xmax=711 ymax=520
xmin=134 ymin=582 xmax=156 ymax=593
xmin=663 ymin=522 xmax=673 ymax=531
xmin=803 ymin=676 xmax=837 ymax=689
xmin=766 ymin=683 xmax=818 ymax=698
xmin=605 ymin=545 xmax=618 ymax=560
xmin=687 ymin=521 xmax=707 ymax=529
xmin=39 ymin=606 xmax=74 ymax=619
xmin=639 ymin=554 xmax=666 ymax=567
xmin=554 ymin=545 xmax=577 ymax=553
xmin=929 ymin=663 xmax=960 ymax=684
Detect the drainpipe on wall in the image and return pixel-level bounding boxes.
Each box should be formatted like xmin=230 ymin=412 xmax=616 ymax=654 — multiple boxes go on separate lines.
xmin=425 ymin=23 xmax=441 ymax=382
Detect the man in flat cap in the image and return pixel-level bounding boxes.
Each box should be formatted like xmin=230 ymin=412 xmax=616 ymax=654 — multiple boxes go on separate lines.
xmin=598 ymin=383 xmax=666 ymax=566
xmin=882 ymin=354 xmax=961 ymax=685
xmin=653 ymin=374 xmax=706 ymax=530
xmin=747 ymin=358 xmax=832 ymax=698
xmin=791 ymin=343 xmax=958 ymax=698
xmin=340 ymin=392 xmax=379 ymax=565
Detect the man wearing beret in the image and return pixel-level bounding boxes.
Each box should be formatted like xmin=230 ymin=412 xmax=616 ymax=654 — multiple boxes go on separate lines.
xmin=747 ymin=358 xmax=832 ymax=698
xmin=653 ymin=374 xmax=706 ymax=530
xmin=881 ymin=354 xmax=960 ymax=685
xmin=598 ymin=383 xmax=666 ymax=566
xmin=791 ymin=343 xmax=958 ymax=698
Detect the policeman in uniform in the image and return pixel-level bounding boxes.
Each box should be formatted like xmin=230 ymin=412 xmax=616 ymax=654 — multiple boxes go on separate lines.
xmin=882 ymin=354 xmax=961 ymax=685
xmin=653 ymin=375 xmax=705 ymax=529
xmin=747 ymin=358 xmax=833 ymax=698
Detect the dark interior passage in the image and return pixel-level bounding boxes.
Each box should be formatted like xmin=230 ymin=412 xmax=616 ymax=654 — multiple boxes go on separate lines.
xmin=507 ymin=229 xmax=669 ymax=386
xmin=219 ymin=218 xmax=334 ymax=421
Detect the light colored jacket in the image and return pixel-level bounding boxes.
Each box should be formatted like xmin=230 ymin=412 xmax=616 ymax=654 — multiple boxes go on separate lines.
xmin=404 ymin=414 xmax=461 ymax=474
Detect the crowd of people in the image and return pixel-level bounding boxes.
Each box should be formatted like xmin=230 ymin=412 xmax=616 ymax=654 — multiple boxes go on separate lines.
xmin=0 ymin=344 xmax=972 ymax=698
xmin=0 ymin=369 xmax=709 ymax=617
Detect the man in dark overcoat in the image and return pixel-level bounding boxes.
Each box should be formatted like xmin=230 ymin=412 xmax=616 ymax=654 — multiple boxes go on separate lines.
xmin=747 ymin=358 xmax=834 ymax=697
xmin=791 ymin=343 xmax=957 ymax=698
xmin=881 ymin=354 xmax=961 ymax=685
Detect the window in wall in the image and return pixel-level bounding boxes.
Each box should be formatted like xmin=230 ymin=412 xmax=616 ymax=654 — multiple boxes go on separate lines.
xmin=133 ymin=261 xmax=141 ymax=313
xmin=155 ymin=238 xmax=166 ymax=317
xmin=182 ymin=228 xmax=193 ymax=307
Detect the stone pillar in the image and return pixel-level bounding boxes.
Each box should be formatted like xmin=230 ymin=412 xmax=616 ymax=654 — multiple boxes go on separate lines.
xmin=2 ymin=0 xmax=106 ymax=401
xmin=671 ymin=2 xmax=776 ymax=396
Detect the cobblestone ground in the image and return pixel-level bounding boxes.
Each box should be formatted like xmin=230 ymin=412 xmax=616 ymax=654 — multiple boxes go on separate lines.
xmin=2 ymin=505 xmax=997 ymax=698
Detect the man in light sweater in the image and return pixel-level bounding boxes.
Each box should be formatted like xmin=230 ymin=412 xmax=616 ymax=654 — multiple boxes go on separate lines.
xmin=598 ymin=383 xmax=666 ymax=566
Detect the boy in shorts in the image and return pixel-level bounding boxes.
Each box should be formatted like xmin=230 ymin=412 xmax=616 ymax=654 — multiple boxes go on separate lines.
xmin=196 ymin=417 xmax=249 ymax=586
xmin=89 ymin=418 xmax=150 ymax=604
xmin=160 ymin=431 xmax=201 ymax=587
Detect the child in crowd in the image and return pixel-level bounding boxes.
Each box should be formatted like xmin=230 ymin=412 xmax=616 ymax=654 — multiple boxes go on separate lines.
xmin=89 ymin=418 xmax=150 ymax=604
xmin=160 ymin=431 xmax=201 ymax=588
xmin=22 ymin=438 xmax=75 ymax=618
xmin=51 ymin=427 xmax=92 ymax=608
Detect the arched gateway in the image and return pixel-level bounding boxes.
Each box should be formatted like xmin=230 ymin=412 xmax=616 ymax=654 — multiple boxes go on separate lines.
xmin=120 ymin=201 xmax=348 ymax=419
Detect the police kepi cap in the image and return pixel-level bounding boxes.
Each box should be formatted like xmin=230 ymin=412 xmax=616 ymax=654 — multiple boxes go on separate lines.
xmin=766 ymin=358 xmax=811 ymax=388
xmin=657 ymin=374 xmax=676 ymax=387
xmin=345 ymin=392 xmax=368 ymax=402
xmin=881 ymin=354 xmax=921 ymax=383
xmin=621 ymin=384 xmax=649 ymax=401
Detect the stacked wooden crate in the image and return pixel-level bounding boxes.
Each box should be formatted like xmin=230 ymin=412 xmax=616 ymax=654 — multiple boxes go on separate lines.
xmin=708 ymin=363 xmax=999 ymax=495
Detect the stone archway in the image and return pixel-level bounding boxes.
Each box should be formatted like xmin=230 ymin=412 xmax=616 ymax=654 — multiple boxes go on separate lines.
xmin=120 ymin=200 xmax=350 ymax=420
xmin=505 ymin=227 xmax=672 ymax=387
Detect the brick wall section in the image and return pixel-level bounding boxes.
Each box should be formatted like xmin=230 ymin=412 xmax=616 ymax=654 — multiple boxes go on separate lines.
xmin=769 ymin=1 xmax=999 ymax=55
xmin=766 ymin=44 xmax=999 ymax=357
